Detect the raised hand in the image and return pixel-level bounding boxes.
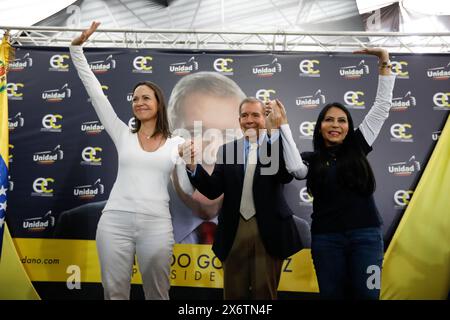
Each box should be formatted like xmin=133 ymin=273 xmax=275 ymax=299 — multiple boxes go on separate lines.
xmin=265 ymin=99 xmax=288 ymax=131
xmin=353 ymin=47 xmax=390 ymax=75
xmin=353 ymin=47 xmax=389 ymax=61
xmin=71 ymin=21 xmax=101 ymax=46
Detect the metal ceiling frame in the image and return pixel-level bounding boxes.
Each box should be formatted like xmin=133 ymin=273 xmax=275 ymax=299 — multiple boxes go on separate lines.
xmin=2 ymin=25 xmax=450 ymax=53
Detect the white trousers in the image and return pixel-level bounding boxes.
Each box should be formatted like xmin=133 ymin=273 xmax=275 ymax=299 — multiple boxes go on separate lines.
xmin=96 ymin=210 xmax=174 ymax=300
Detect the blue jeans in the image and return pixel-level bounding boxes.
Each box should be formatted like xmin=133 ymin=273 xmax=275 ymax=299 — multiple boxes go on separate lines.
xmin=311 ymin=227 xmax=384 ymax=300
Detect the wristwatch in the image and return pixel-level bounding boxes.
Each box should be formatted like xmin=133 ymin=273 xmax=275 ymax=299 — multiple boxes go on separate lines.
xmin=379 ymin=60 xmax=392 ymax=69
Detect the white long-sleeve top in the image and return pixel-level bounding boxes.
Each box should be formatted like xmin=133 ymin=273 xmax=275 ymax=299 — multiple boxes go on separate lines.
xmin=281 ymin=74 xmax=396 ymax=180
xmin=279 ymin=124 xmax=308 ymax=179
xmin=358 ymin=74 xmax=396 ymax=146
xmin=70 ymin=45 xmax=194 ymax=217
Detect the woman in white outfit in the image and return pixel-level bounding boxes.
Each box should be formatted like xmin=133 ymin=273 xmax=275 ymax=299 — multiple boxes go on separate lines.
xmin=70 ymin=21 xmax=194 ymax=300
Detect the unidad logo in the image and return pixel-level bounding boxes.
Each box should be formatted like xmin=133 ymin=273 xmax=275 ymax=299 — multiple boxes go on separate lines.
xmin=339 ymin=60 xmax=369 ymax=79
xmin=426 ymin=62 xmax=450 ymax=80
xmin=42 ymin=84 xmax=71 ymax=102
xmin=33 ymin=145 xmax=64 ymax=165
xmin=252 ymin=58 xmax=282 ymax=77
xmin=169 ymin=57 xmax=198 ymax=75
xmin=23 ymin=211 xmax=55 ymax=232
xmin=9 ymin=53 xmax=33 ymax=71
xmin=8 ymin=112 xmax=24 ymax=132
xmin=296 ymin=89 xmax=326 ymax=109
xmin=81 ymin=120 xmax=104 ymax=135
xmin=391 ymin=91 xmax=416 ymax=111
xmin=73 ymin=178 xmax=104 ymax=199
xmin=89 ymin=55 xmax=116 ymax=73
xmin=388 ymin=156 xmax=421 ymax=176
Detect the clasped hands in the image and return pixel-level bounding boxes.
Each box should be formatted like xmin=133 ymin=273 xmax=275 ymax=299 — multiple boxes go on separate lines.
xmin=178 ymin=140 xmax=200 ymax=171
xmin=264 ymin=99 xmax=288 ymax=132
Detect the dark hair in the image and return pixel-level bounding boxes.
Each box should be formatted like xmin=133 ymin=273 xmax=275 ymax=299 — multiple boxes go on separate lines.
xmin=131 ymin=81 xmax=171 ymax=139
xmin=307 ymin=102 xmax=376 ymax=197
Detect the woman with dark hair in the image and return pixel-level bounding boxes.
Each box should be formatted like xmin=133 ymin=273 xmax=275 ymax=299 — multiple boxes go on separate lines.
xmin=291 ymin=48 xmax=395 ymax=299
xmin=129 ymin=80 xmax=171 ymax=139
xmin=70 ymin=22 xmax=193 ymax=300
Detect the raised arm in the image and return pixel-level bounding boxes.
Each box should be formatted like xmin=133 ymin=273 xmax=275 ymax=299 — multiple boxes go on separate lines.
xmin=265 ymin=99 xmax=308 ymax=179
xmin=70 ymin=21 xmax=126 ymax=144
xmin=353 ymin=48 xmax=396 ymax=146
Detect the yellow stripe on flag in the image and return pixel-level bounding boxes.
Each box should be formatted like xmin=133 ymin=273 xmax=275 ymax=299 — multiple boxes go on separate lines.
xmin=0 ymin=33 xmax=11 ymax=162
xmin=0 ymin=225 xmax=40 ymax=299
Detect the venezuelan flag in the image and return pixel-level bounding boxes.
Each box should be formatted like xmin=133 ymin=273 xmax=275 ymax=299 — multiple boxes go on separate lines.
xmin=0 ymin=33 xmax=12 ymax=258
xmin=0 ymin=33 xmax=39 ymax=299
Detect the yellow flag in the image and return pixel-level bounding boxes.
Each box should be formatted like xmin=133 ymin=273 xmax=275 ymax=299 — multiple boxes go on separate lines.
xmin=0 ymin=33 xmax=40 ymax=299
xmin=382 ymin=114 xmax=450 ymax=299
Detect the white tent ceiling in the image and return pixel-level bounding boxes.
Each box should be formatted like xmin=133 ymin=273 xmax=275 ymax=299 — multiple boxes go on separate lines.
xmin=0 ymin=0 xmax=447 ymax=31
xmin=34 ymin=0 xmax=365 ymax=31
xmin=1 ymin=0 xmax=449 ymax=52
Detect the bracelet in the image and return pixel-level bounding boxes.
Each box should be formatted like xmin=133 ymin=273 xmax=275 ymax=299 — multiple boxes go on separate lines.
xmin=379 ymin=60 xmax=392 ymax=69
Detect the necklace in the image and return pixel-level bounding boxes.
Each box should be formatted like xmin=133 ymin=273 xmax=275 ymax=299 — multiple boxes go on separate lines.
xmin=140 ymin=130 xmax=153 ymax=140
xmin=138 ymin=131 xmax=164 ymax=152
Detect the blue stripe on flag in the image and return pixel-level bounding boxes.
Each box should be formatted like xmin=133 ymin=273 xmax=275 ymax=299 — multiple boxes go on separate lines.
xmin=0 ymin=156 xmax=8 ymax=256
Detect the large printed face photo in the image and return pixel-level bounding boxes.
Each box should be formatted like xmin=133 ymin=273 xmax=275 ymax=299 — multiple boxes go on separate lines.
xmin=171 ymin=90 xmax=243 ymax=219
